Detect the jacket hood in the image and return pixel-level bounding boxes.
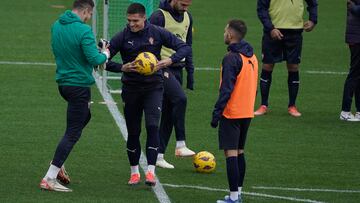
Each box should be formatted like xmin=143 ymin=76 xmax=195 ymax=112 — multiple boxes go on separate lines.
xmin=59 ymin=10 xmax=83 ymax=25
xmin=227 ymin=40 xmax=253 ymax=57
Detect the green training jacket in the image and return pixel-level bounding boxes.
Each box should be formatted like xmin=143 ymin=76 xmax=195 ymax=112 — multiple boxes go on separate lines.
xmin=51 ymin=10 xmax=106 ymax=87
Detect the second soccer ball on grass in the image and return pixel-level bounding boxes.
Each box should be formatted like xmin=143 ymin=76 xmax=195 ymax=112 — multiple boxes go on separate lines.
xmin=193 ymin=151 xmax=216 ymax=173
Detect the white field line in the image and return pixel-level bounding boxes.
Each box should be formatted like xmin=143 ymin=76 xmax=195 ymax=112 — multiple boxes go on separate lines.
xmin=0 ymin=61 xmax=56 ymax=66
xmin=0 ymin=61 xmax=349 ymax=75
xmin=162 ymin=183 xmax=325 ymax=203
xmin=94 ymin=72 xmax=171 ymax=203
xmin=252 ymin=186 xmax=360 ymax=193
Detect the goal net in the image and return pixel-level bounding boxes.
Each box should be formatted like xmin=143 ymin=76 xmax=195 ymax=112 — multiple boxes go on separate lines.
xmin=92 ymin=0 xmax=160 ymax=94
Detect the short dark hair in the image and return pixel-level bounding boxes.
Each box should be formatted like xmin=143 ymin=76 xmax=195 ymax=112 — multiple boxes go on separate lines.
xmin=73 ymin=0 xmax=94 ymax=10
xmin=127 ymin=3 xmax=146 ymax=15
xmin=228 ymin=19 xmax=247 ymax=40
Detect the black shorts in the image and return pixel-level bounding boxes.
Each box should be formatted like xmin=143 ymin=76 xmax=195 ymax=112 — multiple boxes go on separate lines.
xmin=218 ymin=117 xmax=252 ymax=150
xmin=262 ymin=29 xmax=303 ymax=64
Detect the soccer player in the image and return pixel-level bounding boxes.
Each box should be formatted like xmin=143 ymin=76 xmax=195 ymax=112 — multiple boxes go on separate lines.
xmin=254 ymin=0 xmax=318 ymax=117
xmin=211 ymin=19 xmax=258 ymax=203
xmin=39 ymin=0 xmax=110 ymax=192
xmin=340 ymin=0 xmax=360 ymax=121
xmin=105 ymin=3 xmax=190 ymax=186
xmin=149 ymin=0 xmax=195 ymax=169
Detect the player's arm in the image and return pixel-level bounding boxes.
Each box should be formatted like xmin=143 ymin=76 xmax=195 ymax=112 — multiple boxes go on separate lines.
xmin=211 ymin=54 xmax=242 ymax=128
xmin=157 ymin=27 xmax=191 ymax=69
xmin=105 ymin=32 xmax=126 ymax=72
xmin=185 ymin=13 xmax=194 ymax=90
xmin=348 ymin=0 xmax=360 ymax=17
xmin=149 ymin=10 xmax=165 ymax=27
xmin=257 ymin=0 xmax=274 ymax=32
xmin=80 ymin=27 xmax=109 ymax=66
xmin=304 ymin=0 xmax=318 ymax=32
xmin=305 ymin=0 xmax=318 ymax=24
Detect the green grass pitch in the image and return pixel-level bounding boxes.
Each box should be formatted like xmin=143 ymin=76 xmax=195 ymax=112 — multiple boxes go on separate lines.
xmin=0 ymin=0 xmax=359 ymax=202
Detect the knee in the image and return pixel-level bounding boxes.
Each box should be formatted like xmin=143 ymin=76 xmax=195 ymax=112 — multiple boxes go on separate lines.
xmin=175 ymin=94 xmax=187 ymax=106
xmin=263 ymin=64 xmax=274 ymax=71
xmin=287 ymin=64 xmax=299 ymax=72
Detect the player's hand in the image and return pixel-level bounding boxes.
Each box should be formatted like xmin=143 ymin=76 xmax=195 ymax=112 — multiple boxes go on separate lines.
xmin=121 ymin=61 xmax=138 ymax=73
xmin=186 ymin=73 xmax=194 ymax=90
xmin=102 ymin=48 xmax=110 ymax=59
xmin=304 ymin=20 xmax=315 ymax=32
xmin=210 ymin=117 xmax=219 ymax=128
xmin=156 ymin=58 xmax=173 ymax=70
xmin=270 ymin=29 xmax=283 ymax=40
xmin=99 ymin=39 xmax=110 ymax=51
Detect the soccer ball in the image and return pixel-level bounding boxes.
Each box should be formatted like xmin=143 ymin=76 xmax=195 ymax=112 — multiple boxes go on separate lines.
xmin=134 ymin=52 xmax=158 ymax=76
xmin=193 ymin=151 xmax=216 ymax=173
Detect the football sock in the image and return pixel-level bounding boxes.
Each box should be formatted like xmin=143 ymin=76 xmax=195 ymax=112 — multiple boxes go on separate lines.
xmin=230 ymin=191 xmax=239 ymax=201
xmin=176 ymin=140 xmax=186 ymax=148
xmin=226 ymin=156 xmax=239 ymax=194
xmin=260 ymin=69 xmax=272 ymax=106
xmin=45 ymin=164 xmax=61 ymax=179
xmin=147 ymin=165 xmax=155 ymax=174
xmin=238 ymin=187 xmax=242 ymax=195
xmin=288 ymin=71 xmax=299 ymax=107
xmin=157 ymin=153 xmax=164 ymax=159
xmin=130 ymin=165 xmax=139 ymax=175
xmin=238 ymin=153 xmax=246 ymax=188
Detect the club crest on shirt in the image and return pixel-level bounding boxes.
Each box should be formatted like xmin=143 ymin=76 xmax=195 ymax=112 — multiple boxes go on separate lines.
xmin=149 ymin=37 xmax=154 ymax=45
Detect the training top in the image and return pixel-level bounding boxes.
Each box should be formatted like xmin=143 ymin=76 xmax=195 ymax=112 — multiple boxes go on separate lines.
xmin=159 ymin=9 xmax=189 ymax=62
xmin=212 ymin=40 xmax=258 ymax=122
xmin=257 ymin=0 xmax=318 ymax=32
xmin=106 ymin=21 xmax=190 ymax=91
xmin=52 ymin=10 xmax=107 ymax=87
xmin=149 ymin=0 xmax=194 ymax=81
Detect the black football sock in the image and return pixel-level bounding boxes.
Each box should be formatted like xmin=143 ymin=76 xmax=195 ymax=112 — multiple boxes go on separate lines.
xmin=288 ymin=71 xmax=300 ymax=107
xmin=237 ymin=153 xmax=246 ymax=187
xmin=260 ymin=69 xmax=272 ymax=106
xmin=226 ymin=156 xmax=239 ymax=192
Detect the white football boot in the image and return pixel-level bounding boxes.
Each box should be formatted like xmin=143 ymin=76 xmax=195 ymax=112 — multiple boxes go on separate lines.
xmin=355 ymin=112 xmax=360 ymax=120
xmin=39 ymin=177 xmax=72 ymax=192
xmin=339 ymin=111 xmax=360 ymax=121
xmin=175 ymin=146 xmax=195 ymax=157
xmin=156 ymin=157 xmax=174 ymax=169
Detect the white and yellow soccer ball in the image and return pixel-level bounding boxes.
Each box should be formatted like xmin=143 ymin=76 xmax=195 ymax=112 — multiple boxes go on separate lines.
xmin=134 ymin=52 xmax=158 ymax=76
xmin=193 ymin=151 xmax=216 ymax=173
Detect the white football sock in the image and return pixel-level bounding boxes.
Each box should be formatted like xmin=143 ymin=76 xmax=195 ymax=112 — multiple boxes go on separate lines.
xmin=176 ymin=140 xmax=186 ymax=148
xmin=147 ymin=165 xmax=155 ymax=174
xmin=157 ymin=153 xmax=164 ymax=159
xmin=230 ymin=191 xmax=239 ymax=201
xmin=44 ymin=164 xmax=61 ymax=179
xmin=130 ymin=165 xmax=139 ymax=175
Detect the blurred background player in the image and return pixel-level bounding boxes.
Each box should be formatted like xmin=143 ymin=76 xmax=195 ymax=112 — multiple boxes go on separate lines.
xmin=211 ymin=19 xmax=258 ymax=203
xmin=105 ymin=3 xmax=190 ymax=186
xmin=39 ymin=0 xmax=109 ymax=192
xmin=255 ymin=0 xmax=318 ymax=117
xmin=340 ymin=0 xmax=360 ymax=121
xmin=149 ymin=0 xmax=195 ymax=169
